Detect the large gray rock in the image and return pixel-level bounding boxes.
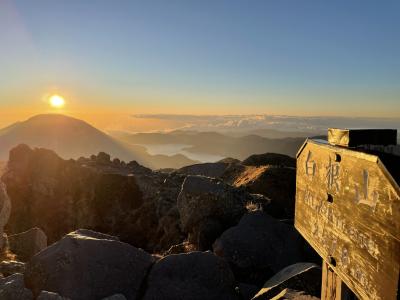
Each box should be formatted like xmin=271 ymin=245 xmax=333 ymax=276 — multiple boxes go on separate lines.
xmin=252 ymin=263 xmax=321 ymax=299
xmin=177 ymin=175 xmax=257 ymax=250
xmin=0 ymin=181 xmax=11 ymax=251
xmin=8 ymin=227 xmax=47 ymax=261
xmin=143 ymin=251 xmax=239 ymax=300
xmin=0 ymin=273 xmax=33 ymax=300
xmin=213 ymin=211 xmax=308 ymax=286
xmin=25 ymin=229 xmax=154 ymax=300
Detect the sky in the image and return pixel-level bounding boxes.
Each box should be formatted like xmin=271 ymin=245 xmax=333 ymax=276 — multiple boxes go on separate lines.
xmin=0 ymin=0 xmax=399 ymax=129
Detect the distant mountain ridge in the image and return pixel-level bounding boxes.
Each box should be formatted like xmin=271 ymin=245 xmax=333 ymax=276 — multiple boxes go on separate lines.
xmin=115 ymin=131 xmax=308 ymax=159
xmin=0 ymin=114 xmax=197 ymax=169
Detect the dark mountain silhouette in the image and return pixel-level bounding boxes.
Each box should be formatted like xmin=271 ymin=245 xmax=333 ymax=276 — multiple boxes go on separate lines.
xmin=0 ymin=114 xmax=197 ymax=169
xmin=115 ymin=131 xmax=307 ymax=159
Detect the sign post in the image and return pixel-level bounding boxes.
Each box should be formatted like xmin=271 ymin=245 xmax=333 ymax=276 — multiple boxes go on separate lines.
xmin=295 ymin=128 xmax=400 ymax=300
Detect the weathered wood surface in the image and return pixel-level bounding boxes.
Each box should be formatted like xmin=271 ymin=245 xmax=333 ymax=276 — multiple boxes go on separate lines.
xmin=321 ymin=262 xmax=355 ymax=300
xmin=295 ymin=139 xmax=400 ymax=300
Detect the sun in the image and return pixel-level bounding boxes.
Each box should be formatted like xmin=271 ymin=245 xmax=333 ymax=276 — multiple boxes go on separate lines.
xmin=49 ymin=95 xmax=65 ymax=108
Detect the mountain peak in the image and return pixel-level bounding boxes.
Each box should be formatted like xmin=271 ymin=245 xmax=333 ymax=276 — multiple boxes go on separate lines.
xmin=24 ymin=113 xmax=94 ymax=128
xmin=0 ymin=114 xmax=198 ymax=169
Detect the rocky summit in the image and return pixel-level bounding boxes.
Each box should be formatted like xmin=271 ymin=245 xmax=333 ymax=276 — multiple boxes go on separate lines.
xmin=0 ymin=144 xmax=320 ymax=300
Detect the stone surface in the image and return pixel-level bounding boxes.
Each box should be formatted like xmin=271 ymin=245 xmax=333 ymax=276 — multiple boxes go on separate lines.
xmin=2 ymin=145 xmax=144 ymax=244
xmin=8 ymin=227 xmax=47 ymax=261
xmin=0 ymin=273 xmax=33 ymax=300
xmin=177 ymin=175 xmax=255 ymax=250
xmin=143 ymin=251 xmax=239 ymax=300
xmin=0 ymin=181 xmax=11 ymax=251
xmin=213 ymin=211 xmax=308 ymax=286
xmin=252 ymin=263 xmax=321 ymax=299
xmin=25 ymin=230 xmax=154 ymax=300
xmin=0 ymin=260 xmax=25 ymax=277
xmin=231 ymin=166 xmax=296 ymax=219
xmin=2 ymin=145 xmax=185 ymax=253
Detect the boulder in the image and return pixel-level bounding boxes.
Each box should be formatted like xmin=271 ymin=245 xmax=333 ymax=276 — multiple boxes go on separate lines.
xmin=0 ymin=181 xmax=11 ymax=251
xmin=143 ymin=251 xmax=239 ymax=300
xmin=37 ymin=291 xmax=71 ymax=300
xmin=0 ymin=260 xmax=25 ymax=277
xmin=252 ymin=263 xmax=321 ymax=299
xmin=231 ymin=166 xmax=296 ymax=219
xmin=25 ymin=230 xmax=154 ymax=300
xmin=8 ymin=227 xmax=47 ymax=261
xmin=177 ymin=175 xmax=253 ymax=250
xmin=0 ymin=273 xmax=33 ymax=300
xmin=213 ymin=211 xmax=307 ymax=286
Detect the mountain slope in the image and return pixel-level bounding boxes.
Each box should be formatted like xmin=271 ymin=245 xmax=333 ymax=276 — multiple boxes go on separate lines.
xmin=116 ymin=131 xmax=306 ymax=159
xmin=0 ymin=114 xmax=132 ymax=160
xmin=0 ymin=114 xmax=197 ymax=169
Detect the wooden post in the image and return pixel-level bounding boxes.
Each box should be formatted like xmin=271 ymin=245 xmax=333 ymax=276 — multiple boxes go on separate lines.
xmin=321 ymin=262 xmax=355 ymax=300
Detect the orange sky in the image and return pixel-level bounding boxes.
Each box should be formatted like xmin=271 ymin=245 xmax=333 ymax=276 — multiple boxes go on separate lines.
xmin=1 ymin=0 xmax=399 ymax=128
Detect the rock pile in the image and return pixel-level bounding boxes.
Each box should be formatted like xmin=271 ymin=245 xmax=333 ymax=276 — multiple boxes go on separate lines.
xmin=0 ymin=145 xmax=321 ymax=299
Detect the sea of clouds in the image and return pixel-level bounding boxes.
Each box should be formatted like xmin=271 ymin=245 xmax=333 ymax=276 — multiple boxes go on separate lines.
xmin=129 ymin=114 xmax=400 ymax=134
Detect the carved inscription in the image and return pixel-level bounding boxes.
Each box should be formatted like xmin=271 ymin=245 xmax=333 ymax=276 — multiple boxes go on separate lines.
xmin=304 ymin=189 xmax=380 ymax=260
xmin=325 ymin=156 xmax=340 ymax=192
xmin=301 ymin=186 xmax=382 ymax=298
xmin=295 ymin=141 xmax=400 ymax=300
xmin=355 ymin=170 xmax=379 ymax=211
xmin=305 ymin=150 xmax=316 ymax=176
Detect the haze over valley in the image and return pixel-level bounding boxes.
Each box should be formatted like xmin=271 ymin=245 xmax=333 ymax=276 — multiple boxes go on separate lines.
xmin=2 ymin=113 xmax=399 ymax=170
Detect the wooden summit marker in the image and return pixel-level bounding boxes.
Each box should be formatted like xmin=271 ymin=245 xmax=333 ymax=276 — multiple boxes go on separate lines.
xmin=295 ymin=128 xmax=400 ymax=300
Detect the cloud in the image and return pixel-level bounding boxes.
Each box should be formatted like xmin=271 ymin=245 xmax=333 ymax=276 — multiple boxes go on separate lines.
xmin=129 ymin=114 xmax=400 ymax=134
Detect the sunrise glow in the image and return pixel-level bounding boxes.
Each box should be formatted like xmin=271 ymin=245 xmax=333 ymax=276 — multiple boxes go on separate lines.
xmin=49 ymin=95 xmax=65 ymax=108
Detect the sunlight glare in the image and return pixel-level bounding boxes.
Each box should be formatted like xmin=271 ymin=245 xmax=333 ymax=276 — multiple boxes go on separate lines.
xmin=49 ymin=95 xmax=65 ymax=108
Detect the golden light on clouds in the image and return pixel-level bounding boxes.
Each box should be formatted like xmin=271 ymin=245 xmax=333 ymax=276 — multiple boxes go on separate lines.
xmin=49 ymin=95 xmax=65 ymax=108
